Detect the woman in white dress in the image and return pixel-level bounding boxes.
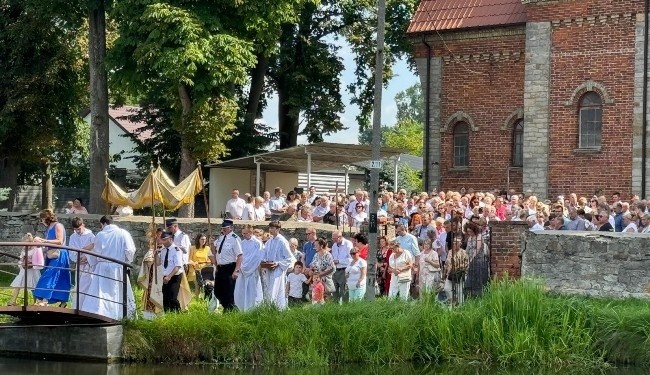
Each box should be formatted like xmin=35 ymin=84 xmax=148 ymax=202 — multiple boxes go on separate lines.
xmin=8 ymin=233 xmax=44 ymax=306
xmin=418 ymin=238 xmax=441 ymax=294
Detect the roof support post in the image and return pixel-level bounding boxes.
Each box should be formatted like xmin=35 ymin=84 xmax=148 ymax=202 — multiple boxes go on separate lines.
xmin=343 ymin=165 xmax=350 ymax=195
xmin=393 ymin=155 xmax=400 ymax=192
xmin=306 ymin=152 xmax=312 ymax=189
xmin=255 ymin=158 xmax=261 ymax=197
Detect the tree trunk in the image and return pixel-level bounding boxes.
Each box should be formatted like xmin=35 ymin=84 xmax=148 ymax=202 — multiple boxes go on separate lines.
xmin=0 ymin=157 xmax=20 ymax=211
xmin=41 ymin=161 xmax=53 ymax=210
xmin=277 ymin=80 xmax=299 ymax=148
xmin=177 ymin=83 xmax=196 ymax=218
xmin=88 ymin=2 xmax=109 ymax=214
xmin=243 ymin=54 xmax=269 ymax=131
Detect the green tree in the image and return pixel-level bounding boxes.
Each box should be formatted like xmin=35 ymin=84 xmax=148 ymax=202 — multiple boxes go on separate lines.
xmin=358 ymin=84 xmax=423 ymax=193
xmin=395 ymin=84 xmax=424 ymax=124
xmin=110 ymin=1 xmax=258 ymax=216
xmin=0 ymin=0 xmax=87 ymax=209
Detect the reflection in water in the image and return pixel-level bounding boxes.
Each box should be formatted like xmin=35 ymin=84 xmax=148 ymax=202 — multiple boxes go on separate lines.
xmin=0 ymin=358 xmax=645 ymax=375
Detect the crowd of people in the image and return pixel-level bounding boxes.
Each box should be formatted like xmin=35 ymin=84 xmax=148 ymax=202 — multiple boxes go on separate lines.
xmin=7 ymin=186 xmax=645 ymax=319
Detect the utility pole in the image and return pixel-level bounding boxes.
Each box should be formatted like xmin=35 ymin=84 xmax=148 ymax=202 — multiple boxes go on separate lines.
xmin=365 ymin=0 xmax=386 ymax=300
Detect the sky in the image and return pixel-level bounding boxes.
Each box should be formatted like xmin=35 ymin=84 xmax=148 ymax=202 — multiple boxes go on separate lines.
xmin=261 ymin=41 xmax=419 ymax=145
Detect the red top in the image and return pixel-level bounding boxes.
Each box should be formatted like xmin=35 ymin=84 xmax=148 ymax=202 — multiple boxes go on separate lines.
xmin=358 ymin=244 xmax=369 ymax=260
xmin=312 ymin=281 xmax=325 ymax=302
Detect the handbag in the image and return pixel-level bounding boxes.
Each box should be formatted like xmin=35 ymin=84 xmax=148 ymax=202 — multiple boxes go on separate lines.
xmin=397 ymin=273 xmax=411 ymax=283
xmin=45 ymin=249 xmax=60 ymax=259
xmin=448 ymin=270 xmax=465 ymax=283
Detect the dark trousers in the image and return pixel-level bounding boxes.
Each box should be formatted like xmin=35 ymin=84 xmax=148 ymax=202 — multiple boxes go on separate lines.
xmin=162 ymin=274 xmax=181 ymax=312
xmin=288 ymin=296 xmax=303 ymax=306
xmin=215 ymin=263 xmax=236 ymax=311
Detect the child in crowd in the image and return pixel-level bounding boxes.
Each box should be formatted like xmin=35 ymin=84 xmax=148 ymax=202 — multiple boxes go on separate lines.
xmin=286 ymin=261 xmax=308 ymax=306
xmin=8 ymin=233 xmax=44 ymax=306
xmin=311 ymin=272 xmax=325 ymax=305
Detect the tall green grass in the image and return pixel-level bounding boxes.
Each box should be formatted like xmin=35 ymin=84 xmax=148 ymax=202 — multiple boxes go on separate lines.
xmin=122 ymin=279 xmax=650 ymax=368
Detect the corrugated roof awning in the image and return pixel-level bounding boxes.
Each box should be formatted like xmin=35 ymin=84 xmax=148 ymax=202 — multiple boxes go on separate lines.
xmin=207 ymin=142 xmax=405 ymax=173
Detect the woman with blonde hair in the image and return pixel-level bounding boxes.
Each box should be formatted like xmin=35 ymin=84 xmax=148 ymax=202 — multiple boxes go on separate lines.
xmin=387 ymin=239 xmax=413 ymax=301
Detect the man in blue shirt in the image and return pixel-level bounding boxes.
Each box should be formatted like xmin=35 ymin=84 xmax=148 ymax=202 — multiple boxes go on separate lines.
xmin=613 ymin=202 xmax=624 ymax=232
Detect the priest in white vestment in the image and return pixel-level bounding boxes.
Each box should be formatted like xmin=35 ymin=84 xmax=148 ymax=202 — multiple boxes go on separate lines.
xmin=260 ymin=221 xmax=293 ymax=309
xmin=68 ymin=217 xmax=96 ymax=311
xmin=82 ymin=216 xmax=136 ymax=320
xmin=234 ymin=225 xmax=264 ymax=312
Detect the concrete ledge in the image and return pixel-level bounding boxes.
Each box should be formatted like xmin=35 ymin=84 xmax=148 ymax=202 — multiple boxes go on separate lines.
xmin=0 ymin=324 xmax=123 ymax=362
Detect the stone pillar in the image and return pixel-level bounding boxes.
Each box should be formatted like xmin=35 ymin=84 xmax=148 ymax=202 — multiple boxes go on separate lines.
xmin=489 ymin=220 xmax=528 ymax=279
xmin=416 ymin=55 xmax=442 ymax=191
xmin=523 ymin=22 xmax=551 ymax=198
xmin=633 ymin=14 xmax=650 ymax=197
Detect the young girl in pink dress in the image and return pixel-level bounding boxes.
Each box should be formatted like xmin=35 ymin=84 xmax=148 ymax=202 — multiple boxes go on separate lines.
xmin=7 ymin=233 xmax=44 ymax=306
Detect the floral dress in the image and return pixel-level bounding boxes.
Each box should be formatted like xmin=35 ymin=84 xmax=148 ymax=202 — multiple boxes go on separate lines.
xmin=310 ymin=251 xmax=335 ymax=293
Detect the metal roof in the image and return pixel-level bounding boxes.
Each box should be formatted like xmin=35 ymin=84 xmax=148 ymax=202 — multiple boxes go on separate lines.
xmin=207 ymin=142 xmax=405 ymax=173
xmin=407 ymin=0 xmax=527 ymax=34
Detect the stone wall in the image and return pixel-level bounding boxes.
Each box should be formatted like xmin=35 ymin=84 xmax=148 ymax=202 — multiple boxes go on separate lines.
xmin=522 ymin=231 xmax=650 ymax=298
xmin=0 ymin=212 xmax=368 ymax=273
xmin=489 ymin=221 xmax=527 ymax=279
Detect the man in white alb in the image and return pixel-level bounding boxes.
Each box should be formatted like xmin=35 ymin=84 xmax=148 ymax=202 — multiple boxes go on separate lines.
xmin=225 ymin=189 xmax=247 ymax=219
xmin=82 ymin=215 xmax=136 ymax=320
xmin=260 ymin=221 xmax=293 ymax=309
xmin=68 ymin=217 xmax=95 ymax=311
xmin=233 ymin=224 xmax=264 ymax=311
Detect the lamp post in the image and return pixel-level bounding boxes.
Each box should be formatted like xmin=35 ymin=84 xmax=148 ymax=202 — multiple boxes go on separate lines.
xmin=365 ymin=0 xmax=386 ymax=300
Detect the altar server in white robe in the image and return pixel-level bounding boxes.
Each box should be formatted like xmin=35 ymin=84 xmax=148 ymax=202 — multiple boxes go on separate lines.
xmin=68 ymin=217 xmax=96 ymax=311
xmin=82 ymin=215 xmax=136 ymax=320
xmin=260 ymin=221 xmax=293 ymax=309
xmin=234 ymin=224 xmax=264 ymax=311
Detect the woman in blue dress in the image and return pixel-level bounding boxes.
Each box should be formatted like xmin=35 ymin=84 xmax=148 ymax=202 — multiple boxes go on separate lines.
xmin=33 ymin=209 xmax=71 ymax=307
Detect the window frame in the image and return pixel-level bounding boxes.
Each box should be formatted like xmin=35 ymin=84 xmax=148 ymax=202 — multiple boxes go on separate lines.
xmin=452 ymin=122 xmax=469 ymax=168
xmin=578 ymin=91 xmax=603 ymax=149
xmin=512 ymin=120 xmax=524 ymax=167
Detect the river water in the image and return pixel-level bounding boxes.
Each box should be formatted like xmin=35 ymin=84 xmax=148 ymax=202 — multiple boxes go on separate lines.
xmin=0 ymin=357 xmax=646 ymax=375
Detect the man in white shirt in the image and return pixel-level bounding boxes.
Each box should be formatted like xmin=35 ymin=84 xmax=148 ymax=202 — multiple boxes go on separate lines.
xmin=312 ymin=196 xmax=329 ymax=222
xmin=81 ymin=215 xmax=136 ymax=320
xmin=158 ymin=231 xmax=185 ymax=312
xmin=395 ymin=224 xmax=420 ymax=266
xmin=527 ymin=215 xmax=545 ymax=231
xmin=166 ymin=218 xmax=191 ymax=266
xmin=268 ymin=187 xmax=287 ymax=221
xmin=68 ymin=217 xmax=96 ymax=311
xmin=330 ymin=231 xmax=352 ymax=303
xmin=412 ymin=213 xmax=434 ymax=241
xmin=307 ymin=186 xmax=318 ymax=206
xmin=225 ymin=189 xmax=246 ymax=219
xmin=210 ymin=219 xmax=243 ymax=311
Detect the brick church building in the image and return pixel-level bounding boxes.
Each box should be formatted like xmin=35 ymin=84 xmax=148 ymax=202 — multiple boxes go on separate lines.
xmin=407 ymin=0 xmax=650 ymax=200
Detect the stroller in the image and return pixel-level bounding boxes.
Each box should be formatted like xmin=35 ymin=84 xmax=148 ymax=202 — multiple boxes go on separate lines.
xmin=200 ymin=265 xmax=215 ymax=300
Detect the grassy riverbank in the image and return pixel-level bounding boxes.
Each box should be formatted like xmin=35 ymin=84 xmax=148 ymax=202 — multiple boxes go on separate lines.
xmin=123 ymin=279 xmax=650 ymax=368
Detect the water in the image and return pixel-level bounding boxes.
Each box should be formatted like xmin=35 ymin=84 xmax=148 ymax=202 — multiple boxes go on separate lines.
xmin=0 ymin=357 xmax=645 ymax=375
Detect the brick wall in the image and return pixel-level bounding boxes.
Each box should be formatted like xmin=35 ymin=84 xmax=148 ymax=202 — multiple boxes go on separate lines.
xmin=489 ymin=220 xmax=528 ymax=279
xmin=544 ymin=11 xmax=638 ymax=198
xmin=413 ymin=27 xmax=526 ymax=192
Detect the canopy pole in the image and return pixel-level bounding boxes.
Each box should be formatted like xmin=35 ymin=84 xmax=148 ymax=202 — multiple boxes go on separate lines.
xmin=150 ymin=163 xmax=157 ymax=283
xmin=393 ymin=155 xmax=400 ymax=192
xmin=197 ymin=161 xmax=211 ymax=240
xmin=255 ymin=158 xmax=261 ymax=197
xmin=306 ymin=152 xmax=312 ymax=189
xmin=343 ymin=165 xmax=350 ymax=196
xmin=104 ymin=170 xmax=110 ymax=215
